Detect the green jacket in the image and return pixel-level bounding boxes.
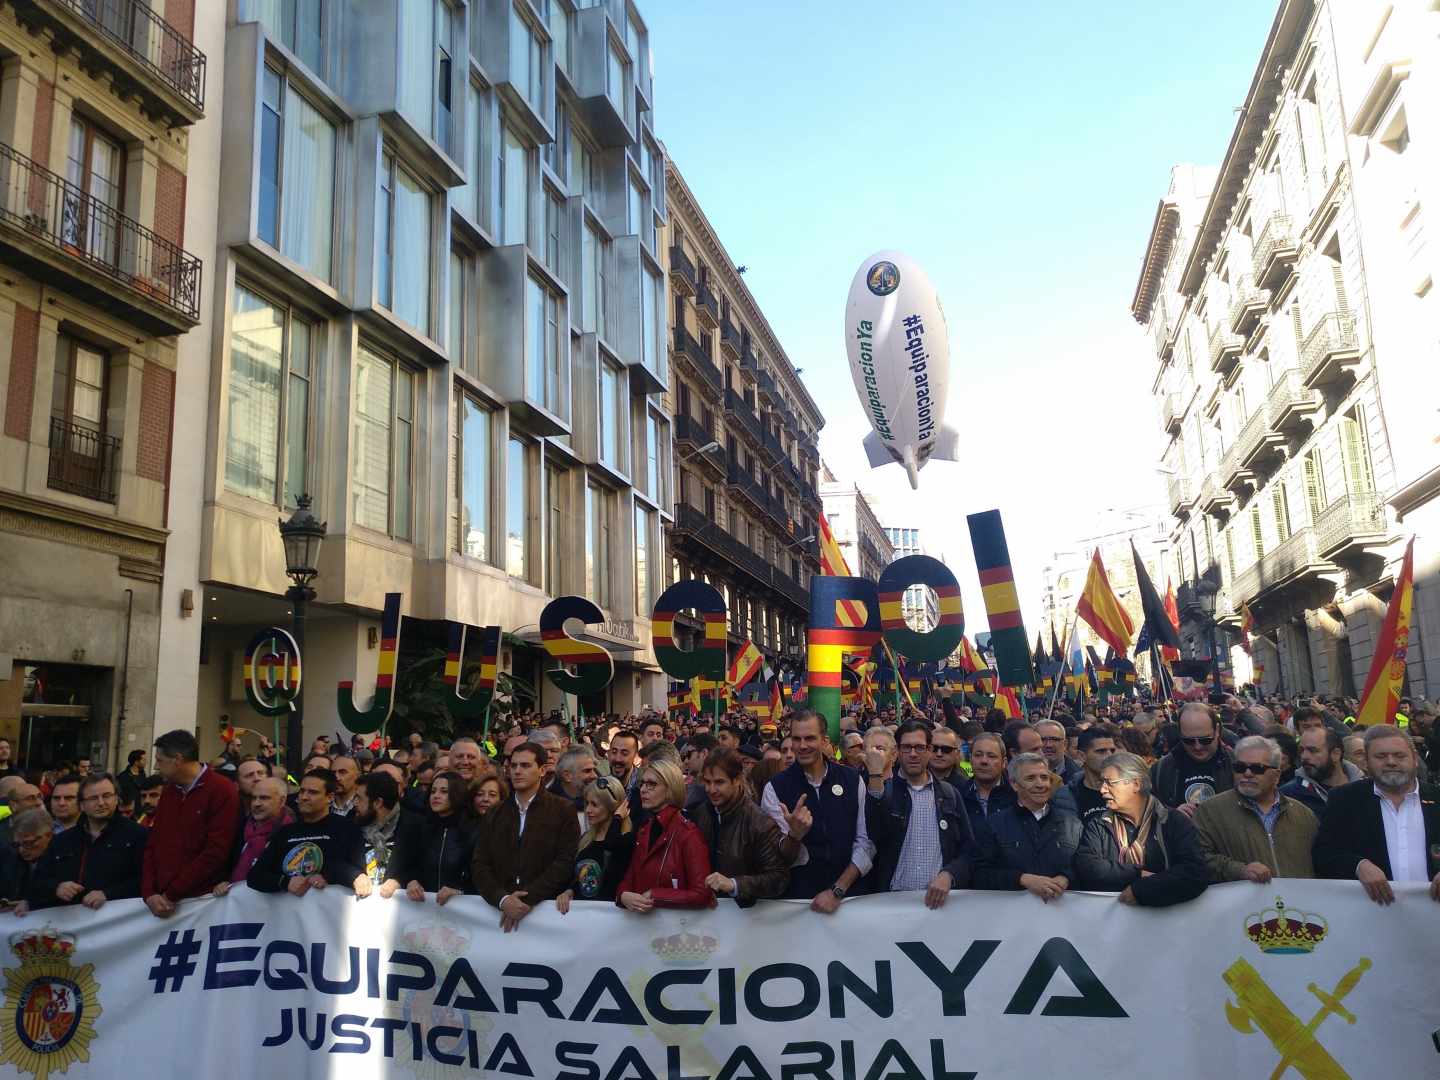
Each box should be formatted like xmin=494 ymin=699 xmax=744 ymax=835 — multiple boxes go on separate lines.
xmin=1192 ymin=789 xmax=1318 ymax=882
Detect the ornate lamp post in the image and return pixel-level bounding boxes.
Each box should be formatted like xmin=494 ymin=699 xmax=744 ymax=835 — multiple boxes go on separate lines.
xmin=1194 ymin=576 xmax=1222 ymax=694
xmin=278 ymin=494 xmax=326 ymax=776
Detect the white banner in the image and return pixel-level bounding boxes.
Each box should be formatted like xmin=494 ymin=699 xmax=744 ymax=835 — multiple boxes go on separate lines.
xmin=0 ymin=882 xmax=1436 ymax=1079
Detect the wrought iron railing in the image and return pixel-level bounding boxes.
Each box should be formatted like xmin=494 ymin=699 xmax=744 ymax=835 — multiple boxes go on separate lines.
xmin=48 ymin=416 xmax=120 ymax=501
xmin=39 ymin=0 xmax=207 ymax=112
xmin=0 ymin=142 xmax=201 ymax=323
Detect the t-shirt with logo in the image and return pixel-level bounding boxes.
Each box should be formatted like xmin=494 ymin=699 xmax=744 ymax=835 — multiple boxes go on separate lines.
xmin=246 ymin=814 xmax=367 ymax=892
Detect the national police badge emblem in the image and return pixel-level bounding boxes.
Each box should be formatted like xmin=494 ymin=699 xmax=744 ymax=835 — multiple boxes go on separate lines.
xmin=0 ymin=928 xmax=101 ymax=1080
xmin=866 ymin=260 xmax=900 ymax=296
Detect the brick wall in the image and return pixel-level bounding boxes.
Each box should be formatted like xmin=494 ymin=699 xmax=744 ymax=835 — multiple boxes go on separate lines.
xmin=4 ymin=306 xmax=39 ymax=440
xmin=136 ymin=362 xmax=174 ymax=484
xmin=163 ymin=0 xmax=195 ymax=39
xmin=154 ymin=163 xmax=186 ymax=250
xmin=32 ymin=79 xmax=53 ymax=168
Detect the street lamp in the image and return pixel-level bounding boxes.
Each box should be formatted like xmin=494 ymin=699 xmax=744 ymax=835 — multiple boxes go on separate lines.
xmin=1194 ymin=576 xmax=1222 ymax=693
xmin=278 ymin=493 xmax=327 ymax=776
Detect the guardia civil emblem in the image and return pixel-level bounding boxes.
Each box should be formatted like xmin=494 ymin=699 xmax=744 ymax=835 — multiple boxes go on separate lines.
xmin=866 ymin=260 xmax=900 ymax=295
xmin=0 ymin=928 xmax=101 ymax=1080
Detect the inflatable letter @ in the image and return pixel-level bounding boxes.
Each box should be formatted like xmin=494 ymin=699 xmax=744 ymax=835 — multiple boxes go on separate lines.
xmin=337 ymin=592 xmax=403 ymax=735
xmin=242 ymin=628 xmax=301 ymax=718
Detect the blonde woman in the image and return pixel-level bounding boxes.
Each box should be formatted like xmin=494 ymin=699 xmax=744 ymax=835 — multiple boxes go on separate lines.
xmin=556 ymin=775 xmax=633 ymax=912
xmin=616 ymin=759 xmax=712 ymax=911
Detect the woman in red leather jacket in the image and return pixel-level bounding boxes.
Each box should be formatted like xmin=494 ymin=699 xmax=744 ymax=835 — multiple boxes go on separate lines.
xmin=617 ymin=759 xmax=713 ymax=911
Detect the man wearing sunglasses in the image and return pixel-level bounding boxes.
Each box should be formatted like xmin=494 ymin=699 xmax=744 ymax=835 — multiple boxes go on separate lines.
xmin=928 ymin=728 xmax=962 ymax=784
xmin=1150 ymin=703 xmax=1234 ymax=816
xmin=1192 ymin=736 xmax=1317 ymax=883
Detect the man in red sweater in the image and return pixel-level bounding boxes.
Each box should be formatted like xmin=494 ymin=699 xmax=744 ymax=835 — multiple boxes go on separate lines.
xmin=141 ymin=729 xmax=240 ymax=917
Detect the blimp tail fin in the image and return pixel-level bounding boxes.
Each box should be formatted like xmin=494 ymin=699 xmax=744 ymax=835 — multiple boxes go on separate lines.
xmin=862 ymin=431 xmax=898 ymax=470
xmin=929 ymin=423 xmax=962 ymax=462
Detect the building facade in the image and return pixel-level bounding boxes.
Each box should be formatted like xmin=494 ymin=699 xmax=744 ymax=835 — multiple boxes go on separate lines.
xmin=1133 ymin=0 xmax=1439 ymax=700
xmin=162 ymin=0 xmax=673 ymax=760
xmin=882 ymin=523 xmax=938 ymax=632
xmin=819 ymin=466 xmax=894 ymax=582
xmin=663 ymin=161 xmax=823 ymax=670
xmin=0 ymin=0 xmax=206 ymax=768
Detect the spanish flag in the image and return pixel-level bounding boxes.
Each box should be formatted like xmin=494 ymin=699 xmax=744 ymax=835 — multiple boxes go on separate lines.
xmin=817 ymin=513 xmax=866 ymax=628
xmin=728 ymin=639 xmax=764 ymax=692
xmin=1162 ymin=580 xmax=1182 ymax=662
xmin=1239 ymin=600 xmax=1254 ymax=655
xmin=1357 ymin=538 xmax=1415 ymax=727
xmin=1076 ymin=549 xmax=1135 ymax=657
xmin=995 ymin=685 xmax=1023 ymax=720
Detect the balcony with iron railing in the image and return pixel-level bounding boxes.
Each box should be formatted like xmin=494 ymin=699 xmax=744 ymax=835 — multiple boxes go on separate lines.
xmin=1228 ymin=274 xmax=1270 ymax=336
xmin=1315 ymin=491 xmax=1386 ymax=558
xmin=755 ymin=367 xmax=777 ymax=402
xmin=726 ymin=462 xmax=766 ymax=510
xmin=1161 ymin=392 xmax=1183 ymax=435
xmin=1262 ymin=527 xmax=1328 ymax=593
xmin=1252 ymin=212 xmax=1299 ymax=288
xmin=668 ymin=244 xmax=696 ymax=295
xmin=695 ymin=281 xmax=719 ymax=330
xmin=719 ymin=320 xmax=742 ymax=361
xmin=724 ymin=388 xmax=762 ymax=445
xmin=17 ymin=0 xmax=207 ymax=124
xmin=1208 ymin=321 xmax=1243 ymax=376
xmin=1264 ymin=367 xmax=1321 ymax=435
xmin=1299 ymin=313 xmax=1361 ymax=390
xmin=0 ymin=142 xmax=202 ymax=334
xmin=1199 ymin=475 xmax=1234 ymax=519
xmin=1168 ymin=474 xmax=1194 ymax=516
xmin=47 ymin=416 xmax=119 ymax=502
xmin=759 ymin=427 xmax=785 ymax=464
xmin=671 ymin=326 xmax=721 ymax=396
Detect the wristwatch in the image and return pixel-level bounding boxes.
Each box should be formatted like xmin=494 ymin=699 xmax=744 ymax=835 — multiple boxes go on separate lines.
xmin=830 ymin=885 xmax=847 ymax=899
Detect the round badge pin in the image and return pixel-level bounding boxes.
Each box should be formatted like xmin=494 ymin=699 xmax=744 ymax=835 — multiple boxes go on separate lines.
xmin=939 ymin=819 xmax=949 ymax=830
xmin=831 ymin=783 xmax=844 ymax=796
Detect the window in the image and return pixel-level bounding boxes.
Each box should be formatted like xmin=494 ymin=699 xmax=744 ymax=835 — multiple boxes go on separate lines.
xmin=525 ymin=274 xmax=563 ymax=416
xmin=599 ymin=359 xmax=623 ymax=469
xmin=1272 ymin=481 xmax=1291 ymax=543
xmin=400 ymin=0 xmax=452 ymax=145
xmin=587 ymin=483 xmax=613 ymax=609
xmin=1249 ymin=503 xmax=1265 ymax=562
xmin=501 ymin=126 xmax=531 ymax=246
xmin=582 ymin=223 xmax=609 ymax=339
xmin=645 ymin=412 xmax=659 ymax=496
xmin=377 ymin=154 xmax=432 ymax=333
xmin=510 ymin=4 xmax=544 ymax=109
xmin=353 ymin=346 xmax=415 ymax=539
xmin=634 ymin=502 xmax=652 ymax=614
xmin=1303 ymin=449 xmax=1327 ymax=521
xmin=606 ymin=38 xmax=628 ymax=124
xmin=63 ymin=116 xmax=123 ymax=264
xmin=640 ymin=267 xmax=660 ymax=377
xmin=435 ymin=2 xmax=454 ymax=154
xmin=543 ymin=184 xmax=564 ymax=274
xmin=549 ymin=0 xmax=571 ymax=76
xmin=251 ymin=0 xmax=323 ymax=73
xmin=625 ymin=10 xmax=643 ymax=88
xmin=455 ymin=393 xmax=491 ymax=561
xmin=49 ymin=335 xmax=111 ymax=498
xmin=545 ymin=464 xmax=565 ymax=595
xmin=506 ymin=435 xmax=530 ymax=579
xmin=257 ymin=72 xmax=334 ymax=280
xmin=1339 ymin=410 xmax=1375 ymax=496
xmin=464 ymin=82 xmax=495 ymax=230
xmin=226 ymin=284 xmax=314 ymax=507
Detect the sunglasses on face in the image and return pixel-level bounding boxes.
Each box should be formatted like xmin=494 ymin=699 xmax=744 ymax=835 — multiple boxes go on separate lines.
xmin=1233 ymin=762 xmax=1277 ymax=776
xmin=1181 ymin=735 xmax=1215 ymax=747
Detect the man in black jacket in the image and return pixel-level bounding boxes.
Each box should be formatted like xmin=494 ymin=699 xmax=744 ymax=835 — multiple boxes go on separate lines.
xmin=1150 ymin=703 xmax=1233 ymax=814
xmin=976 ymin=753 xmax=1081 ymax=901
xmin=866 ymin=721 xmax=982 ymax=908
xmin=1313 ymin=725 xmax=1440 ymax=905
xmin=957 ymin=732 xmax=1017 ymax=826
xmin=29 ymin=774 xmax=147 ymax=911
xmin=247 ymin=769 xmax=368 ymax=897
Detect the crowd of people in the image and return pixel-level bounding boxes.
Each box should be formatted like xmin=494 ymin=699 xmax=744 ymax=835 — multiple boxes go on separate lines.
xmin=1 ymin=690 xmax=1437 ymax=923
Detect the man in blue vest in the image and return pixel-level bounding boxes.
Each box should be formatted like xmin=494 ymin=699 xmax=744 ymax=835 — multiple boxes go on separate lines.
xmin=760 ymin=711 xmax=875 ymax=912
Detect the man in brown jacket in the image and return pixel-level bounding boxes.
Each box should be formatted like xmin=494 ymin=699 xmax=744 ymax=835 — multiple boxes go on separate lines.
xmin=694 ymin=749 xmax=788 ymax=905
xmin=472 ymin=743 xmax=580 ymax=931
xmin=1193 ymin=735 xmax=1317 ymax=883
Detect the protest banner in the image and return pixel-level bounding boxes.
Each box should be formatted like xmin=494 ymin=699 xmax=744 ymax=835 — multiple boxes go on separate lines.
xmin=1 ymin=882 xmax=1435 ymax=1078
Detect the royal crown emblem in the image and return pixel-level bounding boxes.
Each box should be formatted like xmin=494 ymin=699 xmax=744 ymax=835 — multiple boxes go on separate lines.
xmin=0 ymin=927 xmax=101 ymax=1080
xmin=1245 ymin=898 xmax=1328 ymax=955
xmin=650 ymin=932 xmax=718 ymax=967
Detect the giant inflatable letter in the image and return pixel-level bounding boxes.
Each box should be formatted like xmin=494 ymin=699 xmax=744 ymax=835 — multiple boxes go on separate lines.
xmin=877 ymin=554 xmax=964 ymax=661
xmin=337 ymin=592 xmax=403 ymax=735
xmin=443 ymin=622 xmax=502 ymax=725
xmin=650 ymin=580 xmax=728 ymax=681
xmin=539 ymin=596 xmax=615 ymax=697
xmin=243 ymin=628 xmax=302 ymax=718
xmin=967 ymin=510 xmax=1034 ymax=689
xmin=807 ymin=576 xmax=881 ymax=743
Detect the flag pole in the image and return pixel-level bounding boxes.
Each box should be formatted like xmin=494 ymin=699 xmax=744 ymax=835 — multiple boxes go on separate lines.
xmin=1045 ymin=606 xmax=1080 ymax=721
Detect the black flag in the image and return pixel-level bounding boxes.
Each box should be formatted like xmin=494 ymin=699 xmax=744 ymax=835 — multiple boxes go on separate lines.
xmin=1132 ymin=541 xmax=1181 ymax=651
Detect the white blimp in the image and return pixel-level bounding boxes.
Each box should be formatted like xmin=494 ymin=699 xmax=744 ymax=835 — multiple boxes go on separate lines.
xmin=844 ymin=251 xmax=960 ymax=489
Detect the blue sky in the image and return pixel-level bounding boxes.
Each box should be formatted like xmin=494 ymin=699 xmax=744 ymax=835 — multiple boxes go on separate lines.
xmin=644 ymin=0 xmax=1280 ymax=632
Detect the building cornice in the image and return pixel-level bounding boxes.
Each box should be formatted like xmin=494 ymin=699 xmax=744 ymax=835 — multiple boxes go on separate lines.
xmin=663 ymin=155 xmax=825 ymax=430
xmin=1130 ymin=200 xmax=1180 ymax=324
xmin=1178 ymin=0 xmax=1314 ymax=297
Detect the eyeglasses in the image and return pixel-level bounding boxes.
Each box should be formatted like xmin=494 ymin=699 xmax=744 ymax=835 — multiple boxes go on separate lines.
xmin=898 ymin=744 xmax=929 ymax=754
xmin=638 ymin=779 xmax=661 ymax=789
xmin=1039 ymin=735 xmax=1066 ymax=745
xmin=1181 ymin=734 xmax=1216 ymax=747
xmin=1098 ymin=777 xmax=1139 ymax=789
xmin=1233 ymin=762 xmax=1277 ymax=776
xmin=931 ymin=745 xmax=957 ymax=754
